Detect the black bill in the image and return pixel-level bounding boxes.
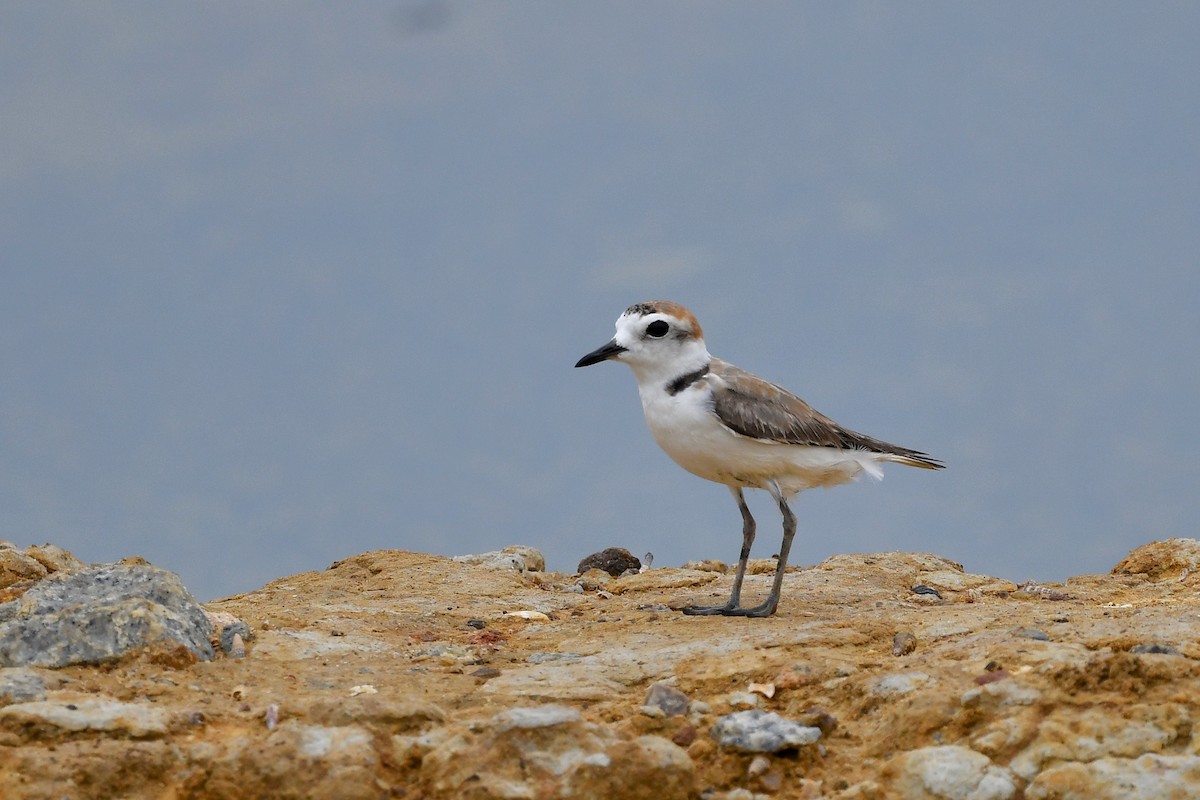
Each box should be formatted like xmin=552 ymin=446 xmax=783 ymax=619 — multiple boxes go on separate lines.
xmin=574 ymin=339 xmax=627 ymax=368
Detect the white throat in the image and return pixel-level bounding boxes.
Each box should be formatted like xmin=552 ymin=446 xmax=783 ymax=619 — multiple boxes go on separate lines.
xmin=624 ymin=339 xmax=711 ymax=392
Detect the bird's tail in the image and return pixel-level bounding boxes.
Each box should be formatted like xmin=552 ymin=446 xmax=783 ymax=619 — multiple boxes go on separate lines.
xmin=881 ymin=452 xmax=945 ymax=470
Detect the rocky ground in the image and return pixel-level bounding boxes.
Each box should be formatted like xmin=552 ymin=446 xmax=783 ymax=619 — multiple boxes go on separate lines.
xmin=2 ymin=537 xmax=1200 ymax=799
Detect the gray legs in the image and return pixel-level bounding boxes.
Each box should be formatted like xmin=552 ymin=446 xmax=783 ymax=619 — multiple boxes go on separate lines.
xmin=682 ymin=483 xmax=796 ymax=618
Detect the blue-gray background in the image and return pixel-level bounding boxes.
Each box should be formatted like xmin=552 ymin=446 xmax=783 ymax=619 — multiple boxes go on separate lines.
xmin=3 ymin=3 xmax=1196 ymax=601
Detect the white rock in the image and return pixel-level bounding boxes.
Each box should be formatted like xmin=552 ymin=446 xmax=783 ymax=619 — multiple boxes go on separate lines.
xmin=886 ymin=745 xmax=1016 ymax=800
xmin=0 ymin=696 xmax=170 ymax=739
xmin=711 ymin=710 xmax=821 ymax=753
xmin=960 ymin=680 xmax=1041 ymax=708
xmin=492 ymin=704 xmax=581 ymax=731
xmin=452 ymin=546 xmax=546 ymax=573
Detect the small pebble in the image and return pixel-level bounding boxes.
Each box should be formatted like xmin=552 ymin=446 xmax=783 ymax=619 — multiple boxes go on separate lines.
xmin=218 ymin=620 xmax=254 ymax=654
xmin=911 ymin=585 xmax=942 ymax=599
xmin=892 ymin=632 xmax=917 ymax=656
xmin=671 ymin=724 xmax=697 ymax=747
xmin=1131 ymin=642 xmax=1183 ymax=656
xmin=228 ymin=633 xmax=246 ymax=659
xmin=466 ymin=619 xmax=486 ymax=629
xmin=796 ymin=706 xmax=838 ymax=736
xmin=974 ymin=669 xmax=1010 ymax=685
xmin=1012 ymin=627 xmax=1050 ymax=641
xmin=747 ymin=682 xmax=775 ymax=699
xmin=645 ymin=681 xmax=691 ymax=717
xmin=758 ymin=771 xmax=783 ymax=792
xmin=774 ymin=667 xmax=813 ymax=689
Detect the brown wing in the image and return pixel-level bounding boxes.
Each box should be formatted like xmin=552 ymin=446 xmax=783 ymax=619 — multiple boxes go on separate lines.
xmin=707 ymin=358 xmax=944 ymax=468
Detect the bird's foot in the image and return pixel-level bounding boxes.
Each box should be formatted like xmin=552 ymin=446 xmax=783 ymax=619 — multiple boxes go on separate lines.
xmin=680 ymin=603 xmax=735 ymax=616
xmin=680 ymin=600 xmax=776 ymax=618
xmin=717 ymin=601 xmax=777 ymax=618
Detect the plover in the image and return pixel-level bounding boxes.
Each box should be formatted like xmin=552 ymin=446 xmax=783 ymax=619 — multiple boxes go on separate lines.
xmin=575 ymin=300 xmax=943 ymax=617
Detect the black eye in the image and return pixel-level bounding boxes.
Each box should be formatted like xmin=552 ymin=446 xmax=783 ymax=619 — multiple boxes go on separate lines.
xmin=646 ymin=320 xmax=670 ymax=338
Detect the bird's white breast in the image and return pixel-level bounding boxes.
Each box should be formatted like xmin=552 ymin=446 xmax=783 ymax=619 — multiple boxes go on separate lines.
xmin=636 ymin=380 xmax=882 ymax=495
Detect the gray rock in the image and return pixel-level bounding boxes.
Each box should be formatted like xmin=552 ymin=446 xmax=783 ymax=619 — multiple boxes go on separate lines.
xmin=885 ymin=745 xmax=1016 ymax=800
xmin=645 ymin=681 xmax=690 ymax=717
xmin=711 ymin=710 xmax=821 ymax=753
xmin=0 ymin=562 xmax=214 ymax=667
xmin=0 ymin=667 xmax=47 ymax=704
xmin=527 ymin=651 xmax=581 ymax=664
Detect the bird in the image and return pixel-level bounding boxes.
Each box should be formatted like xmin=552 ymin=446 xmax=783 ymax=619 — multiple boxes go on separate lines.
xmin=575 ymin=300 xmax=943 ymax=618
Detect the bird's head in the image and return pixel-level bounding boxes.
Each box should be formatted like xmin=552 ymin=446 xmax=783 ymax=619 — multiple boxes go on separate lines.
xmin=575 ymin=300 xmax=710 ymax=385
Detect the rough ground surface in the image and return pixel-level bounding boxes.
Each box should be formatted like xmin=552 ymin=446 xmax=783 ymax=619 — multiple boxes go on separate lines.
xmin=2 ymin=538 xmax=1200 ymax=799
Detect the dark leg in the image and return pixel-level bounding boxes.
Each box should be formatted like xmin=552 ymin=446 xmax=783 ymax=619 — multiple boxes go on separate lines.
xmin=723 ymin=483 xmax=795 ymax=617
xmin=682 ymin=487 xmax=755 ymax=616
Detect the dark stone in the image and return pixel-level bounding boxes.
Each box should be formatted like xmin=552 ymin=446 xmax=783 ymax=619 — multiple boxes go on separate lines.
xmin=577 ymin=548 xmax=641 ymax=577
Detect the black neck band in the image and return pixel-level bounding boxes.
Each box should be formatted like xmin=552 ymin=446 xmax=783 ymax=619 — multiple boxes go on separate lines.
xmin=667 ymin=365 xmax=710 ymax=396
